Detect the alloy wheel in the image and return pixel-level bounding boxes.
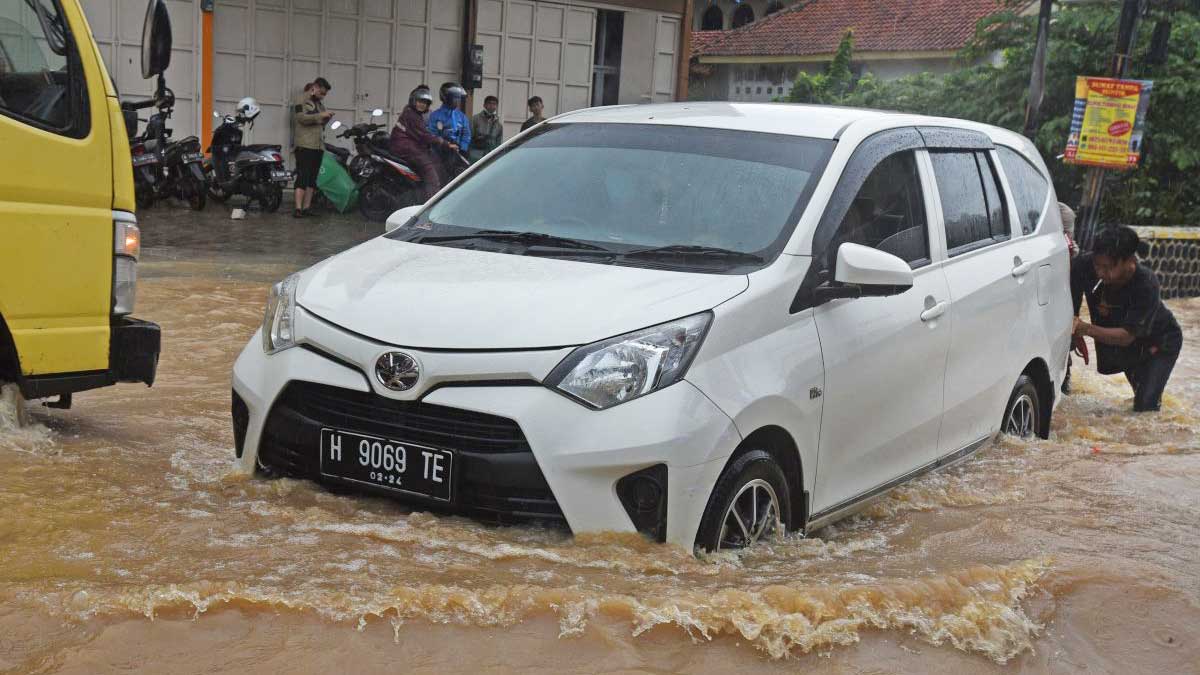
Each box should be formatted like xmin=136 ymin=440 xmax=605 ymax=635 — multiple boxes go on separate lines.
xmin=717 ymin=479 xmax=782 ymax=550
xmin=1005 ymin=393 xmax=1037 ymax=437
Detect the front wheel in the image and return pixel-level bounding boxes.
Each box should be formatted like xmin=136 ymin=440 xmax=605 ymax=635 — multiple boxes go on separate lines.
xmin=359 ymin=177 xmax=401 ymax=222
xmin=1001 ymin=375 xmax=1041 ymax=438
xmin=258 ymin=182 xmax=283 ymax=213
xmin=695 ymin=450 xmax=791 ymax=553
xmin=182 ymin=175 xmax=207 ymax=211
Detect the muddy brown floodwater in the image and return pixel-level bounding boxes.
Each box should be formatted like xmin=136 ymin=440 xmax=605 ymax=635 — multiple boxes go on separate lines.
xmin=2 ymin=208 xmax=1199 ymax=674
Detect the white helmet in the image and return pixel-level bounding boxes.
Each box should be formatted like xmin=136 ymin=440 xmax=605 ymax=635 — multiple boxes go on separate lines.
xmin=236 ymin=96 xmax=261 ymax=121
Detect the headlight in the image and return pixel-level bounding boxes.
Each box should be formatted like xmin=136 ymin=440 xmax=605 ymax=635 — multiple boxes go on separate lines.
xmin=546 ymin=312 xmax=712 ymax=410
xmin=262 ymin=273 xmax=300 ymax=354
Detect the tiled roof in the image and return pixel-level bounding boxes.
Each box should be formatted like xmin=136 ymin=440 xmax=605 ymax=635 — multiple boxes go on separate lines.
xmin=692 ymin=0 xmax=1010 ymax=59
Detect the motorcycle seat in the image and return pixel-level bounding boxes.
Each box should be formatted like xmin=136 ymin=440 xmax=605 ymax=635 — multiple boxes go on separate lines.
xmin=325 ymin=144 xmax=351 ymax=161
xmin=243 ymin=144 xmax=282 ymax=152
xmin=142 ymin=138 xmax=160 ymax=152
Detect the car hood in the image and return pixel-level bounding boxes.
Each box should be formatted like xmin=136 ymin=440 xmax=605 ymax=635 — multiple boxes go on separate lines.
xmin=297 ymin=237 xmax=749 ymax=349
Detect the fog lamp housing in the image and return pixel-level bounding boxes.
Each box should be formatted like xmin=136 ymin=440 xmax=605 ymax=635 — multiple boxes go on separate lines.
xmin=616 ymin=464 xmax=668 ymax=543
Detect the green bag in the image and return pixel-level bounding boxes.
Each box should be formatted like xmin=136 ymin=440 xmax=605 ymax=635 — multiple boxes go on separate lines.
xmin=316 ymin=151 xmax=358 ymax=212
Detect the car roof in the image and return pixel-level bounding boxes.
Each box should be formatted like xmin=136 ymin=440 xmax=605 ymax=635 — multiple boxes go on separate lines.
xmin=552 ymin=102 xmax=1022 ymax=147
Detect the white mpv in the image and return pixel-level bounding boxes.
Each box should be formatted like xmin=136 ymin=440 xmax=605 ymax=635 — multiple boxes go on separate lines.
xmin=232 ymin=103 xmax=1071 ymax=552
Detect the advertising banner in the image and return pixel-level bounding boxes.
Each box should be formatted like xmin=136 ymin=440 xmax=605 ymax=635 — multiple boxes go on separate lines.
xmin=1064 ymin=76 xmax=1152 ymax=169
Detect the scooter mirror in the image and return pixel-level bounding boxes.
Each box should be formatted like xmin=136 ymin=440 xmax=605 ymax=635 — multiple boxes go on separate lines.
xmin=213 ymin=111 xmax=220 ymax=118
xmin=371 ymin=108 xmax=384 ymax=117
xmin=330 ymin=120 xmax=343 ymax=130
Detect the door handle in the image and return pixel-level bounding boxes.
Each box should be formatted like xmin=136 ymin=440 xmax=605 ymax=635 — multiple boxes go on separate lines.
xmin=1012 ymin=257 xmax=1034 ymax=277
xmin=920 ymin=300 xmax=948 ymax=322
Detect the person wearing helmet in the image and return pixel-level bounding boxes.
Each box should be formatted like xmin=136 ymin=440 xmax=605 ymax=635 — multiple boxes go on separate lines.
xmin=291 ymin=78 xmax=333 ymax=217
xmin=429 ymin=82 xmax=471 ymax=152
xmin=390 ymin=85 xmax=455 ymax=201
xmin=428 ymin=82 xmax=471 ymax=181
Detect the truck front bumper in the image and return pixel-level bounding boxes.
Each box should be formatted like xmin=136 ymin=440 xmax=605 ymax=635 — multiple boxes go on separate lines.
xmin=18 ymin=317 xmax=161 ymax=400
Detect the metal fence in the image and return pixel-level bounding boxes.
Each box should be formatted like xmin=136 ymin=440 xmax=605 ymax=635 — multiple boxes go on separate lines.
xmin=1132 ymin=226 xmax=1200 ymax=299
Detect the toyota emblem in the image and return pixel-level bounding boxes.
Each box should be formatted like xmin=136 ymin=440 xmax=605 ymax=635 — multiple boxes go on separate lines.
xmin=375 ymin=352 xmax=420 ymax=391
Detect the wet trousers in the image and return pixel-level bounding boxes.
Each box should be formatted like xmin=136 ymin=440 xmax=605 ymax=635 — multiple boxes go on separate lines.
xmin=397 ymin=151 xmax=441 ymax=201
xmin=1124 ymin=350 xmax=1178 ymax=412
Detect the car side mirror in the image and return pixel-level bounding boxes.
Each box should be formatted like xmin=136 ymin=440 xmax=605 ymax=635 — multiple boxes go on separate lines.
xmin=141 ymin=0 xmax=172 ymax=79
xmin=384 ymin=204 xmax=423 ymax=233
xmin=812 ymin=243 xmax=914 ymax=305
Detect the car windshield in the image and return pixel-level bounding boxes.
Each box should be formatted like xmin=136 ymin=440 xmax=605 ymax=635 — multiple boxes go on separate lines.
xmin=388 ymin=123 xmax=835 ymax=273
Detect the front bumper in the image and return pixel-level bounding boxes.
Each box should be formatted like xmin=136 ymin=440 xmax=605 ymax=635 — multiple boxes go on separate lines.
xmin=231 ymin=310 xmax=741 ymax=550
xmin=19 ymin=317 xmax=161 ymax=399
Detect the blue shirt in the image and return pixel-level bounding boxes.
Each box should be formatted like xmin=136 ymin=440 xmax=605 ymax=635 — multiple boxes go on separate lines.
xmin=427 ymin=106 xmax=470 ymax=153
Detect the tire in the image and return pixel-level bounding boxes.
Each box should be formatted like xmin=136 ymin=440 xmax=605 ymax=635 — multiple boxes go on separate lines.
xmin=695 ymin=450 xmax=791 ymax=553
xmin=206 ymin=168 xmax=229 ymax=203
xmin=359 ymin=177 xmax=400 ymax=222
xmin=1001 ymin=374 xmax=1041 ymax=438
xmin=183 ymin=175 xmax=207 ymax=211
xmin=135 ymin=182 xmax=154 ymax=209
xmin=258 ymin=183 xmax=283 ymax=213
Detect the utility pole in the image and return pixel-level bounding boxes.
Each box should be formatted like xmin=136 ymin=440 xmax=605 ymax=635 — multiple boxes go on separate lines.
xmin=1075 ymin=0 xmax=1146 ymax=250
xmin=1023 ymin=0 xmax=1055 ymax=139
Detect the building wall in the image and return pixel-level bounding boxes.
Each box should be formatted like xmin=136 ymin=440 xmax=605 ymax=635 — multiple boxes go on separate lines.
xmin=78 ymin=0 xmax=683 ymax=150
xmin=692 ymin=0 xmax=798 ymax=31
xmin=703 ymin=56 xmax=960 ymax=103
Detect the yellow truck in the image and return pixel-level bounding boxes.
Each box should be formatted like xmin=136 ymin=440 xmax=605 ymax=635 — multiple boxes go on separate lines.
xmin=0 ymin=0 xmax=166 ymax=408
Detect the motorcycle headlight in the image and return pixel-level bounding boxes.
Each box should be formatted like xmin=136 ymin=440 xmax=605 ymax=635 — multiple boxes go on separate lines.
xmin=262 ymin=273 xmax=300 ymax=354
xmin=545 ymin=313 xmax=712 ymax=410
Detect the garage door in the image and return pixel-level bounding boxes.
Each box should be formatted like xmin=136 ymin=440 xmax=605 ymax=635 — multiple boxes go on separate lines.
xmin=212 ymin=0 xmax=463 ymax=155
xmin=476 ymin=0 xmax=595 ymax=139
xmin=82 ymin=0 xmax=200 ymax=138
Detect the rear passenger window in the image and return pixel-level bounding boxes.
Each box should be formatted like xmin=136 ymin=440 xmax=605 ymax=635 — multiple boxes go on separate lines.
xmin=930 ymin=151 xmax=1008 ymax=255
xmin=829 ymin=151 xmax=929 ymax=269
xmin=997 ymin=146 xmax=1050 ymax=235
xmin=0 ymin=0 xmax=84 ymax=134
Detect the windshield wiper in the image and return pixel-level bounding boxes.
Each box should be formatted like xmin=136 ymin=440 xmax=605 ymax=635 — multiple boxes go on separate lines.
xmin=415 ymin=229 xmax=613 ymax=252
xmin=622 ymin=244 xmax=765 ymax=264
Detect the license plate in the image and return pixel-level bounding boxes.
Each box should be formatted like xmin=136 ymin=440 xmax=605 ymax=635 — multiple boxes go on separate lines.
xmin=183 ymin=152 xmax=204 ymax=163
xmin=271 ymin=170 xmax=292 ymax=182
xmin=320 ymin=428 xmax=453 ymax=502
xmin=132 ymin=154 xmax=157 ymax=166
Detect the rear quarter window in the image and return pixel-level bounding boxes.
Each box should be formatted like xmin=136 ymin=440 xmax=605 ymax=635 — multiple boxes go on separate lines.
xmin=929 ymin=150 xmax=1009 ymax=255
xmin=997 ymin=146 xmax=1050 ymax=235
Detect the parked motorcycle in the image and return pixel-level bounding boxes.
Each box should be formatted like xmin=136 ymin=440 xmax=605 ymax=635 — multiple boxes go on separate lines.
xmin=204 ymin=97 xmax=290 ymax=212
xmin=122 ymin=87 xmax=207 ymax=211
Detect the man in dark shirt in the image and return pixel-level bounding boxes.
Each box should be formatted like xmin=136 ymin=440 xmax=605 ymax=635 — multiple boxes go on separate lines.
xmin=520 ymin=96 xmax=544 ymax=132
xmin=1071 ymin=226 xmax=1183 ymax=411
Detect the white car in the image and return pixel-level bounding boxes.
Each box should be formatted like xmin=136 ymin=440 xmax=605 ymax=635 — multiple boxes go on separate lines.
xmin=231 ymin=103 xmax=1071 ymax=552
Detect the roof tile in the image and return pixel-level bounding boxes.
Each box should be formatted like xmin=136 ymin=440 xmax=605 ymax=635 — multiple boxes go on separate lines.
xmin=693 ymin=0 xmax=1008 ymax=58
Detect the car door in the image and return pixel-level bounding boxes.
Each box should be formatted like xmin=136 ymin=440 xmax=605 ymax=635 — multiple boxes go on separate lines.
xmin=930 ymin=147 xmax=1030 ymax=455
xmin=810 ymin=149 xmax=953 ymax=514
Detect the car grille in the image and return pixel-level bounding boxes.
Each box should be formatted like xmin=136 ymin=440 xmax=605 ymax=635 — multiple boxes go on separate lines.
xmin=258 ymin=381 xmax=564 ymax=521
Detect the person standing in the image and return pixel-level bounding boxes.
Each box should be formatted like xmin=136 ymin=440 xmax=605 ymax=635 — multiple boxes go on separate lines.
xmin=520 ymin=96 xmax=544 ymax=132
xmin=1071 ymin=226 xmax=1183 ymax=412
xmin=390 ymin=85 xmax=456 ymax=201
xmin=469 ymin=95 xmax=502 ymax=162
xmin=291 ymin=77 xmax=332 ymax=218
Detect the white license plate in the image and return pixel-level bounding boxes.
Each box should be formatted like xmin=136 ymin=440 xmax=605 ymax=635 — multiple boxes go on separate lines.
xmin=319 ymin=428 xmax=453 ymax=502
xmin=183 ymin=152 xmax=204 ymax=163
xmin=132 ymin=155 xmax=157 ymax=166
xmin=270 ymin=170 xmax=292 ymax=182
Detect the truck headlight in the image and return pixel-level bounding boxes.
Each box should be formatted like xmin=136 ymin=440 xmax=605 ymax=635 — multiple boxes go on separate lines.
xmin=262 ymin=273 xmax=300 ymax=354
xmin=113 ymin=212 xmax=140 ymax=315
xmin=546 ymin=312 xmax=712 ymax=410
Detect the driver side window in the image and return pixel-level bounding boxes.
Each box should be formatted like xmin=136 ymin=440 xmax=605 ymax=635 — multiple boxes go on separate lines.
xmin=0 ymin=0 xmax=80 ymax=133
xmin=830 ymin=150 xmax=929 ymax=269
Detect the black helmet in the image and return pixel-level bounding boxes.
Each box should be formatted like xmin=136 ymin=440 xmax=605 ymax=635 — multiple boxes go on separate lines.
xmin=409 ymin=85 xmax=433 ymax=107
xmin=439 ymin=82 xmax=467 ymax=107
